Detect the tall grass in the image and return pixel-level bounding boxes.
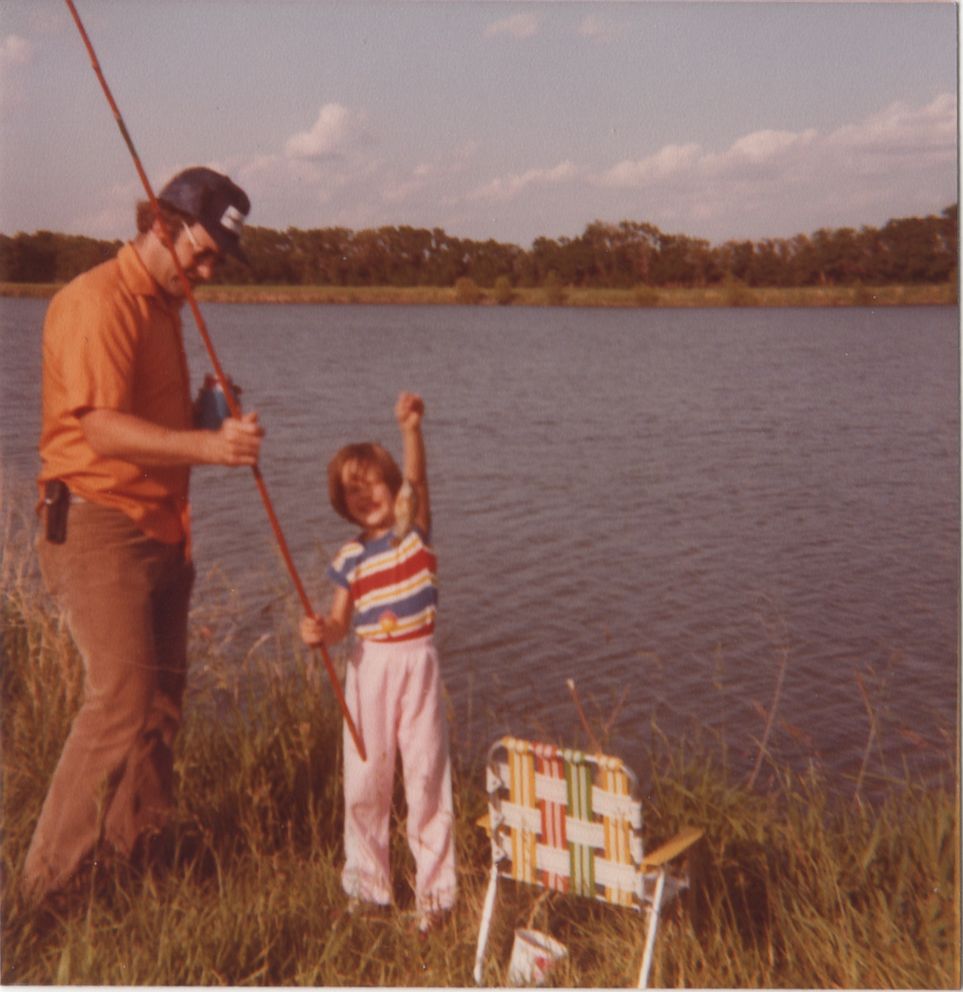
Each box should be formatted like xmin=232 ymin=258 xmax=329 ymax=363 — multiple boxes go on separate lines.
xmin=1 ymin=514 xmax=958 ymax=986
xmin=3 ymin=281 xmax=958 ymax=308
xmin=190 ymin=281 xmax=963 ymax=309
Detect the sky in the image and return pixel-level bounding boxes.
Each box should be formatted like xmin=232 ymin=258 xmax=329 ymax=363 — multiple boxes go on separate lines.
xmin=0 ymin=0 xmax=958 ymax=249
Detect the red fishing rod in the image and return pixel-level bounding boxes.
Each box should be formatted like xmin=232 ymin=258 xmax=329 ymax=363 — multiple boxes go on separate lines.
xmin=63 ymin=0 xmax=366 ymax=761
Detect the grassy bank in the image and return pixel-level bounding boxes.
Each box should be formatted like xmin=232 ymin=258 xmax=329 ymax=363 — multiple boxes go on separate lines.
xmin=1 ymin=518 xmax=959 ymax=987
xmin=2 ymin=280 xmax=957 ymax=308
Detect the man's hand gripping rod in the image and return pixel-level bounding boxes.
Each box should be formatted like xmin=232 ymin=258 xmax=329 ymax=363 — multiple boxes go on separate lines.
xmin=63 ymin=0 xmax=366 ymax=761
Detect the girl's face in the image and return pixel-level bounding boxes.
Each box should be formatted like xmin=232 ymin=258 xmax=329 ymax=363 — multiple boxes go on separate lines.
xmin=341 ymin=460 xmax=394 ymax=535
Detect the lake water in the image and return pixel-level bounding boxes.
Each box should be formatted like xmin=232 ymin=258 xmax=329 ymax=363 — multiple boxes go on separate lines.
xmin=2 ymin=297 xmax=959 ymax=796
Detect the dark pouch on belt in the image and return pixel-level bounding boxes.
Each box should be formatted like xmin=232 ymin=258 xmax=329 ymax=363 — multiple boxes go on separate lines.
xmin=44 ymin=480 xmax=70 ymax=544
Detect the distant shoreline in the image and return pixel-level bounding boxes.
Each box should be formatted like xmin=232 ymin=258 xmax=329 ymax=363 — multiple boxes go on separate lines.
xmin=1 ymin=281 xmax=956 ymax=308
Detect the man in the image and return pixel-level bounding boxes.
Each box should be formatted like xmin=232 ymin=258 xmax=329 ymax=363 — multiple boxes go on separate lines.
xmin=23 ymin=166 xmax=264 ymax=904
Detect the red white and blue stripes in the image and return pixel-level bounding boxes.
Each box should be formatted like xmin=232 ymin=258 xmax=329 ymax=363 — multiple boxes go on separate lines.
xmin=328 ymin=527 xmax=437 ymax=642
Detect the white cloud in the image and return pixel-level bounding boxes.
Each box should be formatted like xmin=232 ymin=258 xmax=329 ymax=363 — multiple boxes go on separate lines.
xmin=196 ymin=92 xmax=954 ymax=245
xmin=0 ymin=34 xmax=31 ymax=69
xmin=718 ymin=128 xmax=818 ymax=166
xmin=597 ymin=94 xmax=955 ymax=191
xmin=590 ymin=93 xmax=956 ymax=238
xmin=284 ymin=103 xmax=366 ymax=160
xmin=470 ymin=161 xmax=578 ymax=201
xmin=600 ymin=144 xmax=702 ymax=186
xmin=826 ymin=92 xmax=956 ymax=156
xmin=238 ymin=152 xmax=326 ymax=191
xmin=484 ymin=13 xmax=539 ymax=39
xmin=381 ymin=143 xmax=479 ymax=205
xmin=0 ymin=34 xmax=32 ymax=110
xmin=381 ymin=167 xmax=434 ymax=205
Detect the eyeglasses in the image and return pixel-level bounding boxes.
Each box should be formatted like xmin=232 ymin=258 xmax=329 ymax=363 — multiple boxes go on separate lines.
xmin=180 ymin=222 xmax=222 ymax=267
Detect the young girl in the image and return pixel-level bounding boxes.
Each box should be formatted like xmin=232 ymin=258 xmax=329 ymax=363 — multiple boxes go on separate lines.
xmin=300 ymin=392 xmax=456 ymax=931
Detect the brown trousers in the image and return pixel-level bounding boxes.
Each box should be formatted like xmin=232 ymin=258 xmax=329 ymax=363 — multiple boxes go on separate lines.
xmin=23 ymin=502 xmax=194 ymax=902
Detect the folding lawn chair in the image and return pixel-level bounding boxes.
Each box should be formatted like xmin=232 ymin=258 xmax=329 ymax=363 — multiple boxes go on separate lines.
xmin=473 ymin=736 xmax=703 ymax=987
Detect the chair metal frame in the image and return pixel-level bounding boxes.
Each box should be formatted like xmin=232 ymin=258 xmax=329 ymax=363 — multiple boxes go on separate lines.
xmin=473 ymin=736 xmax=702 ymax=987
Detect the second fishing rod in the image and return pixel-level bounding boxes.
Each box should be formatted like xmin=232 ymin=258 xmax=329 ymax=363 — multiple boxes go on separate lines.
xmin=63 ymin=0 xmax=366 ymax=762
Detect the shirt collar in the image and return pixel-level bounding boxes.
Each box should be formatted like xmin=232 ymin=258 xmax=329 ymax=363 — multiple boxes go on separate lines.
xmin=118 ymin=241 xmax=179 ymax=311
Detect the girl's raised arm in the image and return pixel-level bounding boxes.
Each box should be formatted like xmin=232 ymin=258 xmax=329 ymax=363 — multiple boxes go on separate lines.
xmin=395 ymin=392 xmax=430 ymax=535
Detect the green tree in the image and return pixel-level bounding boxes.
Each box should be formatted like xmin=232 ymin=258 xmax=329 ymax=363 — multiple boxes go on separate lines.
xmin=493 ymin=275 xmax=514 ymax=305
xmin=542 ymin=270 xmax=566 ymax=305
xmin=454 ymin=275 xmax=482 ymax=304
xmin=723 ymin=275 xmax=756 ymax=306
xmin=633 ymin=283 xmax=659 ymax=307
xmin=875 ymin=213 xmax=956 ymax=283
xmin=3 ymin=231 xmax=57 ymax=282
xmin=3 ymin=202 xmax=957 ymax=291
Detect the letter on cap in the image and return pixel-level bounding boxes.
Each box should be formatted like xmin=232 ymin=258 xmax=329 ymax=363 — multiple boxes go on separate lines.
xmin=221 ymin=204 xmax=245 ymax=236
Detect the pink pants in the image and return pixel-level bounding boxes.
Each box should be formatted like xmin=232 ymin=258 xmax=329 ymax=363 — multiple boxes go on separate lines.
xmin=341 ymin=635 xmax=456 ymax=911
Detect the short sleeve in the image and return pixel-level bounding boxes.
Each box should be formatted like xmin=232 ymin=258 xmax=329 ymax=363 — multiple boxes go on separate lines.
xmin=326 ymin=561 xmax=351 ymax=590
xmin=327 ymin=538 xmax=363 ymax=591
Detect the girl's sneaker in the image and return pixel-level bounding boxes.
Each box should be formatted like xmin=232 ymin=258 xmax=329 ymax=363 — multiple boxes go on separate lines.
xmin=416 ymin=907 xmax=451 ymax=935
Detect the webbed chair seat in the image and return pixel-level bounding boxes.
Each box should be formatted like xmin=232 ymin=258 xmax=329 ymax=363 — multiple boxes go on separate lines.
xmin=473 ymin=736 xmax=702 ymax=987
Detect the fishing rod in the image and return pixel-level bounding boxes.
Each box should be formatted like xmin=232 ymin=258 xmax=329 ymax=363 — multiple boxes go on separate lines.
xmin=63 ymin=0 xmax=366 ymax=761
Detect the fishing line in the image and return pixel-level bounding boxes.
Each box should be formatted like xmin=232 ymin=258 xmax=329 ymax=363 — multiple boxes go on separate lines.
xmin=63 ymin=0 xmax=366 ymax=761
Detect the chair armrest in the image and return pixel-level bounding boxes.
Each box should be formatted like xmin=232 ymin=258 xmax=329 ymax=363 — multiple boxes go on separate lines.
xmin=641 ymin=826 xmax=703 ymax=868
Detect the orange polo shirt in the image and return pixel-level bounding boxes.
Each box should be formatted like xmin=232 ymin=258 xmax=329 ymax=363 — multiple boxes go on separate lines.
xmin=38 ymin=242 xmax=193 ymax=545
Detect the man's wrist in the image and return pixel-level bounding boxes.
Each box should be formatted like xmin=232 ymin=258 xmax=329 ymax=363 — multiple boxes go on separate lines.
xmin=188 ymin=428 xmax=220 ymax=465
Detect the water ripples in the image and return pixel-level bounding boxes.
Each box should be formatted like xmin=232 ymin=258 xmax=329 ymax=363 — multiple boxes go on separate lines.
xmin=2 ymin=299 xmax=958 ymax=796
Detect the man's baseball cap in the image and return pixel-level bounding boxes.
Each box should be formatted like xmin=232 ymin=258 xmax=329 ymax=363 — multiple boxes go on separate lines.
xmin=157 ymin=167 xmax=250 ymax=261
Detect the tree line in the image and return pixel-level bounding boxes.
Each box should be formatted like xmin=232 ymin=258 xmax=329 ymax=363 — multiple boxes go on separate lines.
xmin=1 ymin=204 xmax=956 ymax=290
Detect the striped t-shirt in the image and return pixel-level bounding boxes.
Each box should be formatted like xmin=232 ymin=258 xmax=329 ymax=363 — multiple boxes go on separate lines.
xmin=327 ymin=526 xmax=438 ymax=642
